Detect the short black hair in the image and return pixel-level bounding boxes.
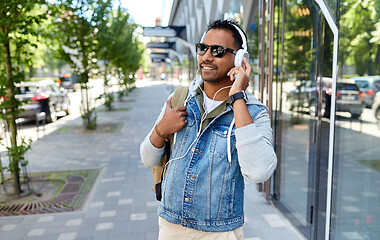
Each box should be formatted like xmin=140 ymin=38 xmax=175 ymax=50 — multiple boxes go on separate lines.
xmin=205 ymin=19 xmax=247 ymax=50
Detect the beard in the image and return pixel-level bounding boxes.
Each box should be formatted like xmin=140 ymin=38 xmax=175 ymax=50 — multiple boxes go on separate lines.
xmin=199 ymin=63 xmax=223 ymax=83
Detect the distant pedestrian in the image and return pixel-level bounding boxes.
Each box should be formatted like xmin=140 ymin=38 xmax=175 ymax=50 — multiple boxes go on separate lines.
xmin=140 ymin=19 xmax=277 ymax=240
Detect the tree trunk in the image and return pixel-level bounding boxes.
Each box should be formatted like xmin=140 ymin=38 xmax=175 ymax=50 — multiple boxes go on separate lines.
xmin=375 ymin=45 xmax=380 ymax=75
xmin=2 ymin=29 xmax=22 ymax=195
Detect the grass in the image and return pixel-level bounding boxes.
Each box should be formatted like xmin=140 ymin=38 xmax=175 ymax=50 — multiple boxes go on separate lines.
xmin=357 ymin=160 xmax=380 ymax=172
xmin=0 ymin=169 xmax=99 ymax=215
xmin=55 ymin=123 xmax=124 ymax=134
xmin=96 ymin=107 xmax=132 ymax=112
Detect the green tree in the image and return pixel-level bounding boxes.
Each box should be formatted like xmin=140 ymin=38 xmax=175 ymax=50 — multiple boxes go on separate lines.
xmin=97 ymin=6 xmax=143 ymax=101
xmin=55 ymin=0 xmax=112 ymax=128
xmin=340 ymin=0 xmax=379 ymax=76
xmin=108 ymin=7 xmax=143 ymax=94
xmin=0 ymin=0 xmax=47 ymax=195
xmin=284 ymin=1 xmax=314 ymax=78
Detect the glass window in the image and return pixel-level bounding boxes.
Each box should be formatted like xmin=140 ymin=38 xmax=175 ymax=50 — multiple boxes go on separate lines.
xmin=331 ymin=0 xmax=380 ymax=239
xmin=273 ymin=1 xmax=319 ymax=238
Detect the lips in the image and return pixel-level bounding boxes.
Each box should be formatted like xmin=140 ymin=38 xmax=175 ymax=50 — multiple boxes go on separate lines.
xmin=200 ymin=64 xmax=216 ymax=71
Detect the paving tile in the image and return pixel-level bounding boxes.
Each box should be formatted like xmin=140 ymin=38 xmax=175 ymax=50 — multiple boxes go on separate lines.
xmin=57 ymin=232 xmax=78 ymax=240
xmin=27 ymin=228 xmax=46 ymax=237
xmin=0 ymin=224 xmax=16 ymax=231
xmin=261 ymin=213 xmax=288 ymax=228
xmin=95 ymin=222 xmax=114 ymax=231
xmin=93 ymin=229 xmax=112 ymax=240
xmin=146 ymin=231 xmax=159 ymax=240
xmin=130 ymin=213 xmax=147 ymax=221
xmin=107 ymin=191 xmax=121 ymax=197
xmin=65 ymin=219 xmax=83 ymax=227
xmin=118 ymin=198 xmax=133 ymax=205
xmin=100 ymin=210 xmax=117 ymax=218
xmin=129 ymin=220 xmax=152 ymax=234
xmin=146 ymin=201 xmax=160 ymax=208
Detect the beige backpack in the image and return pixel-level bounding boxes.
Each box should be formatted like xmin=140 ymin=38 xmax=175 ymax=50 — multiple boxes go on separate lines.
xmin=152 ymin=86 xmax=189 ymax=201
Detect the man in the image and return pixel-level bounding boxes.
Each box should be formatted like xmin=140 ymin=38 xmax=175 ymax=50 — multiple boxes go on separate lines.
xmin=140 ymin=19 xmax=277 ymax=240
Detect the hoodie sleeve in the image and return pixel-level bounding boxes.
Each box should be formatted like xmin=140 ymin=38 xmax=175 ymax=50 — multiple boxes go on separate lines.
xmin=140 ymin=94 xmax=173 ymax=167
xmin=235 ymin=109 xmax=277 ymax=183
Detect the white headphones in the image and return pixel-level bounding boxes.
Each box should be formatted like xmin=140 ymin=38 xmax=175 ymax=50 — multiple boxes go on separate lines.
xmin=200 ymin=23 xmax=249 ymax=67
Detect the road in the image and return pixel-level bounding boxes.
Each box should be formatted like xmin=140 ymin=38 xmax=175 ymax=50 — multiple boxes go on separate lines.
xmin=0 ymin=78 xmax=105 ymax=153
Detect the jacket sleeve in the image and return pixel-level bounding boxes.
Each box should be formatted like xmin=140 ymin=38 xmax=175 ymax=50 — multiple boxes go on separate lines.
xmin=140 ymin=94 xmax=173 ymax=167
xmin=235 ymin=109 xmax=277 ymax=183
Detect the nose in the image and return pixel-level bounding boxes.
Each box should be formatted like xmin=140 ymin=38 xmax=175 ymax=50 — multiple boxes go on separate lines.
xmin=201 ymin=47 xmax=214 ymax=62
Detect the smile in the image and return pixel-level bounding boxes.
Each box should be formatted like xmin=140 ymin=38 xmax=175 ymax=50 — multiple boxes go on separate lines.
xmin=201 ymin=65 xmax=216 ymax=70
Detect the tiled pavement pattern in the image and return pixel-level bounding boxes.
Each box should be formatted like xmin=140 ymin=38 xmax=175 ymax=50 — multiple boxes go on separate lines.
xmin=0 ymin=79 xmax=305 ymax=240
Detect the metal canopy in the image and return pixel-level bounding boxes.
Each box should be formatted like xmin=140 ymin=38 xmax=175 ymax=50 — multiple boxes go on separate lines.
xmin=143 ymin=26 xmax=186 ymax=40
xmin=146 ymin=42 xmax=176 ymax=50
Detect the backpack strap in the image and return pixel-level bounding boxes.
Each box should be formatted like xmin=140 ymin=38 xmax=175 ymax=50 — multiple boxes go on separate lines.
xmin=170 ymin=86 xmax=189 ymax=108
xmin=152 ymin=85 xmax=189 ymax=201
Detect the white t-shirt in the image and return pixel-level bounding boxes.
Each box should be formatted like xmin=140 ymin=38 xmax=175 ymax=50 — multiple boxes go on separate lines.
xmin=203 ymin=91 xmax=224 ymax=114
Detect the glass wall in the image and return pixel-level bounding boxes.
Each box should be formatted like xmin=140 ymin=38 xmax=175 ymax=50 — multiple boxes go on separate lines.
xmin=331 ymin=0 xmax=380 ymax=239
xmin=273 ymin=0 xmax=322 ymax=238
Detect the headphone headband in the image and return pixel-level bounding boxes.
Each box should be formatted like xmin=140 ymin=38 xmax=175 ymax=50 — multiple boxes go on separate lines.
xmin=200 ymin=23 xmax=247 ymax=50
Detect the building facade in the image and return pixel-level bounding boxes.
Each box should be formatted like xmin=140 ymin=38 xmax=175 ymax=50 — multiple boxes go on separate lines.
xmin=165 ymin=0 xmax=380 ymax=239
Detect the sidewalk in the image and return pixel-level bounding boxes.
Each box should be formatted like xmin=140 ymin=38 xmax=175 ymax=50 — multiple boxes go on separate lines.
xmin=0 ymin=79 xmax=305 ymax=240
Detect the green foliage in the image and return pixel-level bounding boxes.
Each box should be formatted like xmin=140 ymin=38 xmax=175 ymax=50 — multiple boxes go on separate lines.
xmin=81 ymin=108 xmax=97 ymax=129
xmin=100 ymin=6 xmax=143 ymax=85
xmin=283 ymin=1 xmax=314 ymax=77
xmin=54 ymin=0 xmax=113 ymax=128
xmin=0 ymin=0 xmax=48 ymax=194
xmin=340 ymin=0 xmax=380 ymax=76
xmin=1 ymin=137 xmax=32 ymax=174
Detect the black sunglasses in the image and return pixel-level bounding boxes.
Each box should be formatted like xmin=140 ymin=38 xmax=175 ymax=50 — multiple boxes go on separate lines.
xmin=195 ymin=43 xmax=237 ymax=58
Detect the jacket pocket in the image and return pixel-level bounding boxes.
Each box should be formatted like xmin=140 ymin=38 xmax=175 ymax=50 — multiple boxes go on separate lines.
xmin=228 ymin=178 xmax=236 ymax=216
xmin=212 ymin=124 xmax=236 ymax=159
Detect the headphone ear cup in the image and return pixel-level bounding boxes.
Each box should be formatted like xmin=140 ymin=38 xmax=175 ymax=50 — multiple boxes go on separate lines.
xmin=234 ymin=49 xmax=249 ymax=67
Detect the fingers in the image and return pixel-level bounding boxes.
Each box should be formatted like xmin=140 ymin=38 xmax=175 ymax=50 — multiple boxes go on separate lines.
xmin=166 ymin=96 xmax=173 ymax=110
xmin=227 ymin=58 xmax=251 ymax=81
xmin=243 ymin=58 xmax=252 ymax=76
xmin=177 ymin=105 xmax=186 ymax=111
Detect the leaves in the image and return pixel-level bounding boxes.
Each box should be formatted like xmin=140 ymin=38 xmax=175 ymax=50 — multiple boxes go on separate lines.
xmin=340 ymin=0 xmax=380 ymax=75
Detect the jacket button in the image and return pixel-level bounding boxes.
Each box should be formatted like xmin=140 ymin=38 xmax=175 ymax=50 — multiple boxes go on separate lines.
xmin=185 ymin=198 xmax=191 ymax=202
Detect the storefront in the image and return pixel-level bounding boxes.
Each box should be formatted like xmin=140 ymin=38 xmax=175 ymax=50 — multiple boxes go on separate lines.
xmin=167 ymin=0 xmax=380 ymax=239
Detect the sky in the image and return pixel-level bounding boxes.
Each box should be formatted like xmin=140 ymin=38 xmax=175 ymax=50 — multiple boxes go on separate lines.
xmin=120 ymin=0 xmax=173 ymax=27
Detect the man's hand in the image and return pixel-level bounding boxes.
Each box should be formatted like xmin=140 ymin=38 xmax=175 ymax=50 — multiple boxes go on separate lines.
xmin=150 ymin=97 xmax=188 ymax=148
xmin=227 ymin=57 xmax=252 ymax=96
xmin=226 ymin=57 xmax=254 ymax=128
xmin=157 ymin=97 xmax=188 ymax=137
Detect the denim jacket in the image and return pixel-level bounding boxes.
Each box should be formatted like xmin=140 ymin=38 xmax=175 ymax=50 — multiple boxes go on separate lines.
xmin=140 ymin=78 xmax=277 ymax=232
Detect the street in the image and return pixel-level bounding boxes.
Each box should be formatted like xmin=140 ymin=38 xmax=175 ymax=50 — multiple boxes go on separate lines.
xmin=0 ymin=79 xmax=105 ymax=153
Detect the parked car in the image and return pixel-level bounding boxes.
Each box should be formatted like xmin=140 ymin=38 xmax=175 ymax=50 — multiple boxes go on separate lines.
xmin=335 ymin=79 xmax=364 ymax=119
xmin=16 ymin=79 xmax=70 ymax=122
xmin=350 ymin=76 xmax=380 ymax=108
xmin=57 ymin=73 xmax=78 ymax=91
xmin=372 ymin=92 xmax=380 ymax=120
xmin=286 ymin=77 xmax=364 ymax=118
xmin=285 ymin=80 xmax=312 ymax=111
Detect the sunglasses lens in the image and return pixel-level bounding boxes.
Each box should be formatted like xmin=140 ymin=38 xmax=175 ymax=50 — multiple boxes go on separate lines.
xmin=211 ymin=46 xmax=226 ymax=57
xmin=196 ymin=43 xmax=228 ymax=57
xmin=196 ymin=43 xmax=207 ymax=55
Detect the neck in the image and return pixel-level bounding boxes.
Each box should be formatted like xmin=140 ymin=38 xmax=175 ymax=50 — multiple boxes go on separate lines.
xmin=203 ymin=80 xmax=232 ymax=101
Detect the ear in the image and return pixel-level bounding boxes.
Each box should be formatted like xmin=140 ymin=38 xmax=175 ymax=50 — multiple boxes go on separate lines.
xmin=234 ymin=49 xmax=249 ymax=67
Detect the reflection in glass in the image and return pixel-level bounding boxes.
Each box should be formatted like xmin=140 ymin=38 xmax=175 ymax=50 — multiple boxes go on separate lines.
xmin=332 ymin=0 xmax=380 ymax=239
xmin=277 ymin=0 xmax=315 ymax=236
